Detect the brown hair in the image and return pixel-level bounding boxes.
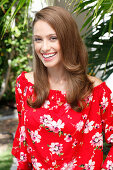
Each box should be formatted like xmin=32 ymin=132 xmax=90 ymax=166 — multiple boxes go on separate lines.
xmin=27 ymin=6 xmax=93 ymax=111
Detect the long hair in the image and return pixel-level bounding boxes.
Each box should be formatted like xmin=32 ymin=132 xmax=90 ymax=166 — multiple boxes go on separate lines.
xmin=27 ymin=6 xmax=93 ymax=111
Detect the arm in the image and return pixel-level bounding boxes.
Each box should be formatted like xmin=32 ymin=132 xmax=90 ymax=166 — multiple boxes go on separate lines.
xmin=12 ymin=74 xmax=32 ymax=170
xmin=100 ymin=85 xmax=113 ymax=169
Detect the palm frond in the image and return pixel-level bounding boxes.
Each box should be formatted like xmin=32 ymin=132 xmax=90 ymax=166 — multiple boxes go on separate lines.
xmin=1 ymin=0 xmax=32 ymax=38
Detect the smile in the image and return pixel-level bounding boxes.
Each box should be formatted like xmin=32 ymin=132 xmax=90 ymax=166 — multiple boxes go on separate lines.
xmin=42 ymin=53 xmax=56 ymax=58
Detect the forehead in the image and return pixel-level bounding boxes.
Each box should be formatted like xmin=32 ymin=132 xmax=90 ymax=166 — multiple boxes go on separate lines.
xmin=33 ymin=20 xmax=56 ymax=35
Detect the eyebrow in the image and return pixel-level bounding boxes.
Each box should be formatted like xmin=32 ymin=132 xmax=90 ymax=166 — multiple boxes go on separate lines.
xmin=33 ymin=34 xmax=57 ymax=37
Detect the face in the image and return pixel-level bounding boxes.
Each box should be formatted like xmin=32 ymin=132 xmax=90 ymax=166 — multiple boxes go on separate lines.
xmin=33 ymin=20 xmax=62 ymax=69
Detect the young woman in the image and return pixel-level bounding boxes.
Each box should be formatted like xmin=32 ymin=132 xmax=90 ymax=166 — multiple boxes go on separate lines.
xmin=12 ymin=6 xmax=113 ymax=170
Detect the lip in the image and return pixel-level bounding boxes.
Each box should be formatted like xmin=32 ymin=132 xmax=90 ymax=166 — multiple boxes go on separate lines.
xmin=42 ymin=52 xmax=57 ymax=61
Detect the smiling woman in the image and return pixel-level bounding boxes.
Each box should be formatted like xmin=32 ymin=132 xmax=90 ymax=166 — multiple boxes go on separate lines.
xmin=12 ymin=6 xmax=113 ymax=170
xmin=33 ymin=20 xmax=62 ymax=68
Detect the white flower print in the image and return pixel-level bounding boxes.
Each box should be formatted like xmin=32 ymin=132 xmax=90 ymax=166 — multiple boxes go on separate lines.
xmin=23 ymin=86 xmax=28 ymax=96
xmin=40 ymin=114 xmax=53 ymax=127
xmin=84 ymin=120 xmax=94 ymax=133
xmin=61 ymin=91 xmax=66 ymax=96
xmin=29 ymin=86 xmax=33 ymax=92
xmin=100 ymin=96 xmax=108 ymax=110
xmin=52 ymin=160 xmax=57 ymax=166
xmin=16 ymin=82 xmax=22 ymax=94
xmin=49 ymin=119 xmax=65 ymax=133
xmin=67 ymin=115 xmax=72 ymax=119
xmin=106 ymin=160 xmax=113 ymax=170
xmin=31 ymin=130 xmax=41 ymax=143
xmin=112 ymin=111 xmax=113 ymax=116
xmin=110 ymin=93 xmax=113 ymax=103
xmin=61 ymin=159 xmax=77 ymax=170
xmin=85 ymin=94 xmax=93 ymax=105
xmin=32 ymin=158 xmax=42 ymax=169
xmin=84 ymin=159 xmax=95 ymax=170
xmin=76 ymin=121 xmax=84 ymax=131
xmin=106 ymin=124 xmax=113 ymax=133
xmin=72 ymin=139 xmax=78 ymax=148
xmin=27 ymin=146 xmax=32 ymax=153
xmin=20 ymin=152 xmax=27 ymax=162
xmin=82 ymin=114 xmax=88 ymax=120
xmin=64 ymin=103 xmax=71 ymax=111
xmin=43 ymin=100 xmax=50 ymax=109
xmin=90 ymin=132 xmax=103 ymax=148
xmin=19 ymin=126 xmax=26 ymax=143
xmin=17 ymin=87 xmax=22 ymax=94
xmin=107 ymin=134 xmax=113 ymax=143
xmin=94 ymin=124 xmax=100 ymax=129
xmin=109 ymin=126 xmax=113 ymax=131
xmin=49 ymin=142 xmax=63 ymax=155
xmin=57 ymin=98 xmax=61 ymax=105
xmin=64 ymin=134 xmax=72 ymax=142
xmin=40 ymin=115 xmax=65 ymax=134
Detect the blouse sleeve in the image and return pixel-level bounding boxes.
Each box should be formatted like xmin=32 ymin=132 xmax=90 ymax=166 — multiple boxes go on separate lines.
xmin=100 ymin=84 xmax=113 ymax=169
xmin=11 ymin=74 xmax=32 ymax=170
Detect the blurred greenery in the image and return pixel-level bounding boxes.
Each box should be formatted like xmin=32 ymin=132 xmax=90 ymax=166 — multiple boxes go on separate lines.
xmin=0 ymin=0 xmax=33 ymax=103
xmin=0 ymin=144 xmax=13 ymax=170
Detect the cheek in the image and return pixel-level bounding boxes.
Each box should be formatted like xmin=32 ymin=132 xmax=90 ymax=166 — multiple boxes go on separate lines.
xmin=34 ymin=44 xmax=40 ymax=53
xmin=56 ymin=42 xmax=61 ymax=53
xmin=54 ymin=44 xmax=61 ymax=53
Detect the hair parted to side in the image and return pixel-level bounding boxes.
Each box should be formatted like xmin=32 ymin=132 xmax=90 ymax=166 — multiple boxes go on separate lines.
xmin=27 ymin=6 xmax=93 ymax=111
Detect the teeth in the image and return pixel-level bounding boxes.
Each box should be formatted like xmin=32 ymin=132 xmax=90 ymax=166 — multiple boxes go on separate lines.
xmin=43 ymin=53 xmax=55 ymax=58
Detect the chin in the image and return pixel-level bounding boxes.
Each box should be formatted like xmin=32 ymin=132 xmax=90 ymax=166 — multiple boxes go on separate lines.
xmin=43 ymin=60 xmax=61 ymax=69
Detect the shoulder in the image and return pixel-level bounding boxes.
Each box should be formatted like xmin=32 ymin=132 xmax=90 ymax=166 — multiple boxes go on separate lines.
xmin=88 ymin=75 xmax=103 ymax=88
xmin=25 ymin=72 xmax=34 ymax=84
xmin=15 ymin=71 xmax=34 ymax=96
xmin=16 ymin=71 xmax=34 ymax=86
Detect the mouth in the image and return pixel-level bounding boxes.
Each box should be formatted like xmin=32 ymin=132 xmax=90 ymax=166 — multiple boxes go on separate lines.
xmin=42 ymin=52 xmax=56 ymax=61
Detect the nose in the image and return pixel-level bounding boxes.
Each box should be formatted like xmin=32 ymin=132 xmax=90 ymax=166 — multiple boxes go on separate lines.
xmin=41 ymin=40 xmax=50 ymax=53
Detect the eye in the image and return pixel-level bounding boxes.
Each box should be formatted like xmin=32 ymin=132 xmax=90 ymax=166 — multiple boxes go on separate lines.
xmin=50 ymin=36 xmax=57 ymax=41
xmin=34 ymin=37 xmax=42 ymax=42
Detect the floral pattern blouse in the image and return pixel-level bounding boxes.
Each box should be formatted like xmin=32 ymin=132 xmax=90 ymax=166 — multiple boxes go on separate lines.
xmin=12 ymin=71 xmax=113 ymax=170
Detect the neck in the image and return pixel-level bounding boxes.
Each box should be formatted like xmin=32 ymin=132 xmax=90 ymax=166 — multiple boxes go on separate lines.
xmin=47 ymin=64 xmax=67 ymax=91
xmin=47 ymin=64 xmax=66 ymax=83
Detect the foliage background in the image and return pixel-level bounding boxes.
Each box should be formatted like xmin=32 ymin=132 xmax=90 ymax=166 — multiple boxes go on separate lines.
xmin=0 ymin=1 xmax=33 ymax=103
xmin=73 ymin=0 xmax=113 ymax=80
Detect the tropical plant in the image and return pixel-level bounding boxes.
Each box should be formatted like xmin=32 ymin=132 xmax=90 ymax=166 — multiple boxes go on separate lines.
xmin=0 ymin=0 xmax=32 ymax=38
xmin=0 ymin=1 xmax=33 ymax=102
xmin=73 ymin=0 xmax=113 ymax=80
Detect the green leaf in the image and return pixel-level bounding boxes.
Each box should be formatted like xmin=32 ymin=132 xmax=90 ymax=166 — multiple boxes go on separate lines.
xmin=94 ymin=0 xmax=104 ymax=17
xmin=1 ymin=0 xmax=32 ymax=38
xmin=6 ymin=48 xmax=12 ymax=52
xmin=1 ymin=0 xmax=17 ymax=38
xmin=81 ymin=15 xmax=93 ymax=31
xmin=0 ymin=0 xmax=9 ymax=6
xmin=108 ymin=15 xmax=113 ymax=34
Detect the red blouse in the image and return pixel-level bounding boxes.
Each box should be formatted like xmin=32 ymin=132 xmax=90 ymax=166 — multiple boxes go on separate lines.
xmin=12 ymin=71 xmax=113 ymax=170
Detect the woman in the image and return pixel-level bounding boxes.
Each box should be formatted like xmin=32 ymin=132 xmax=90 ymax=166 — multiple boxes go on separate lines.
xmin=12 ymin=6 xmax=113 ymax=170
